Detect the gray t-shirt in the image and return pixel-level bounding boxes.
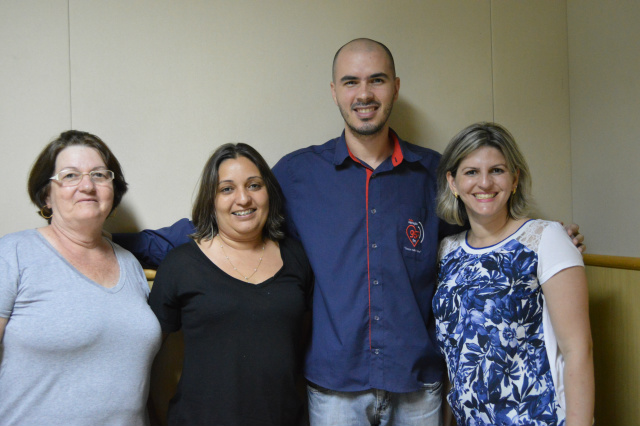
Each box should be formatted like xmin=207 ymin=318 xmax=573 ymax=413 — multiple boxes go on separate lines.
xmin=0 ymin=229 xmax=162 ymax=426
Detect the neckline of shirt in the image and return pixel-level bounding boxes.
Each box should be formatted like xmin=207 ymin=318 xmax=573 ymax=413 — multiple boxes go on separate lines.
xmin=190 ymin=238 xmax=284 ymax=288
xmin=336 ymin=128 xmax=417 ymax=169
xmin=32 ymin=228 xmax=126 ymax=293
xmin=463 ymin=218 xmax=535 ymax=253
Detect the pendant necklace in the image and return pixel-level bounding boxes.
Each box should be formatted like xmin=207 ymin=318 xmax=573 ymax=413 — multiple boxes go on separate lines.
xmin=217 ymin=236 xmax=265 ymax=282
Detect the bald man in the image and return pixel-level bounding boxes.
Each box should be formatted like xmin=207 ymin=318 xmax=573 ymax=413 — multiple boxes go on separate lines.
xmin=272 ymin=38 xmax=449 ymax=426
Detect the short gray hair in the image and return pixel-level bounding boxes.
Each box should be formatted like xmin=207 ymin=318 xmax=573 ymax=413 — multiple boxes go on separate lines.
xmin=436 ymin=122 xmax=532 ymax=226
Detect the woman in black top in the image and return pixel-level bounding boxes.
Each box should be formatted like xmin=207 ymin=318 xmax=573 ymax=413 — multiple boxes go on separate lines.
xmin=149 ymin=143 xmax=313 ymax=426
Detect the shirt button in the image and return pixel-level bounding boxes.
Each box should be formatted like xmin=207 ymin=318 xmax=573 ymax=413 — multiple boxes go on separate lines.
xmin=374 ymin=315 xmax=380 ymax=321
xmin=370 ymin=208 xmax=376 ymax=214
xmin=373 ymin=349 xmax=380 ymax=355
xmin=373 ymin=279 xmax=379 ymax=285
xmin=371 ymin=243 xmax=377 ymax=249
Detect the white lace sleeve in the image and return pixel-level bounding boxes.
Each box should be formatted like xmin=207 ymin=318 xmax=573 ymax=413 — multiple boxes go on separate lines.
xmin=537 ymin=221 xmax=584 ymax=285
xmin=438 ymin=232 xmax=464 ymax=262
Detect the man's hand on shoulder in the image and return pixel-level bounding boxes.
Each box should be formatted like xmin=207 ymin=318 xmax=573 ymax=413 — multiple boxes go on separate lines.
xmin=563 ymin=222 xmax=586 ymax=254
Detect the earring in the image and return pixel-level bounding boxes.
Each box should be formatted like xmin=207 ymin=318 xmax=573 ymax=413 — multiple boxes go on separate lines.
xmin=453 ymin=191 xmax=459 ymax=199
xmin=39 ymin=206 xmax=52 ymax=219
xmin=512 ymin=187 xmax=517 ymax=195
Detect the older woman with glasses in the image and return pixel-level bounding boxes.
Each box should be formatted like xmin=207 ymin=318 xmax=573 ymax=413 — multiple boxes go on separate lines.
xmin=0 ymin=130 xmax=162 ymax=426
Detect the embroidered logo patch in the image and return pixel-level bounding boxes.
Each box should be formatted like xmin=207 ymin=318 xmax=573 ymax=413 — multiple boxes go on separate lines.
xmin=406 ymin=219 xmax=424 ymax=247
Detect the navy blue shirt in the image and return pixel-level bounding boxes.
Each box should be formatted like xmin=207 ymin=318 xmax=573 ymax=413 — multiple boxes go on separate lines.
xmin=113 ymin=129 xmax=458 ymax=393
xmin=273 ymin=130 xmax=456 ymax=393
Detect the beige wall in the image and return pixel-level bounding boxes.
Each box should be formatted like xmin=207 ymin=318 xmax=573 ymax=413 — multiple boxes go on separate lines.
xmin=1 ymin=0 xmax=71 ymax=228
xmin=492 ymin=2 xmax=572 ymax=221
xmin=568 ymin=0 xmax=640 ymax=257
xmin=1 ymin=0 xmax=577 ymax=238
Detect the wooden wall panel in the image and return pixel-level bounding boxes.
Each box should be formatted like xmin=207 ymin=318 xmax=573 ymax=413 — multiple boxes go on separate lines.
xmin=586 ymin=265 xmax=640 ymax=424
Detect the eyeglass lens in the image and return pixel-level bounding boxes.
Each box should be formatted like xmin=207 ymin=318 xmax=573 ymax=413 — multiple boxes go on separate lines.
xmin=54 ymin=170 xmax=114 ymax=186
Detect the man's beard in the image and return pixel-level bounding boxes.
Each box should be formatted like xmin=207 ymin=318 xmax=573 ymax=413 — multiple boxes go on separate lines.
xmin=339 ymin=103 xmax=393 ymax=137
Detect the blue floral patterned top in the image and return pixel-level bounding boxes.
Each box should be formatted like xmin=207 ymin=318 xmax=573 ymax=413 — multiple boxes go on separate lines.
xmin=433 ymin=220 xmax=583 ymax=426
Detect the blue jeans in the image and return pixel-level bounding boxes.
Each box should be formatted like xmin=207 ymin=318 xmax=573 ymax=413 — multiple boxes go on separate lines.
xmin=307 ymin=382 xmax=443 ymax=426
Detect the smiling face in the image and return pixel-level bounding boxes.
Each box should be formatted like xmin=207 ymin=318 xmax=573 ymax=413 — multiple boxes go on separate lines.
xmin=331 ymin=41 xmax=400 ymax=138
xmin=447 ymin=146 xmax=519 ymax=225
xmin=214 ymin=156 xmax=269 ymax=242
xmin=46 ymin=146 xmax=114 ymax=227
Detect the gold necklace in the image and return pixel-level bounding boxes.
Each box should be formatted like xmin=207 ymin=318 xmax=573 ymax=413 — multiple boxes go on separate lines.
xmin=217 ymin=236 xmax=265 ymax=282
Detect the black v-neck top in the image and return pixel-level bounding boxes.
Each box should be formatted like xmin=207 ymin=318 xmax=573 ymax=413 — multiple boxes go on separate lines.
xmin=150 ymin=237 xmax=313 ymax=426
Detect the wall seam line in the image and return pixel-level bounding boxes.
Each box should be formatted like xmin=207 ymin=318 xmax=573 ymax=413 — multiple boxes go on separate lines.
xmin=490 ymin=0 xmax=495 ymax=122
xmin=565 ymin=0 xmax=574 ymax=224
xmin=67 ymin=0 xmax=73 ymax=128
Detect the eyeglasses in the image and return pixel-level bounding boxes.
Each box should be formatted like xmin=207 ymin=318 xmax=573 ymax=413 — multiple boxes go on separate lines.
xmin=50 ymin=169 xmax=115 ymax=186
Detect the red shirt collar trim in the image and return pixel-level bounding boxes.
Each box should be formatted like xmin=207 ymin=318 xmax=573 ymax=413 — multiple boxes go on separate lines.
xmin=346 ymin=131 xmax=404 ymax=169
xmin=390 ymin=131 xmax=403 ymax=167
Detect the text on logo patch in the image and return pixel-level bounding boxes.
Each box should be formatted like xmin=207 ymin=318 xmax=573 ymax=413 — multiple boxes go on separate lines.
xmin=406 ymin=219 xmax=424 ymax=247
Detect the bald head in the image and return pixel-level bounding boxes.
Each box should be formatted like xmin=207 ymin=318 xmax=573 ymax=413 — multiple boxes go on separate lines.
xmin=332 ymin=38 xmax=396 ymax=82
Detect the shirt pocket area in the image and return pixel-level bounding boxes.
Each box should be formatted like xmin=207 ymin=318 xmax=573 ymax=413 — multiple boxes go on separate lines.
xmin=398 ymin=206 xmax=429 ymax=262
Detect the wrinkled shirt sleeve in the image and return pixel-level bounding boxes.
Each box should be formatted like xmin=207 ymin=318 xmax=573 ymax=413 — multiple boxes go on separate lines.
xmin=112 ymin=218 xmax=195 ymax=268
